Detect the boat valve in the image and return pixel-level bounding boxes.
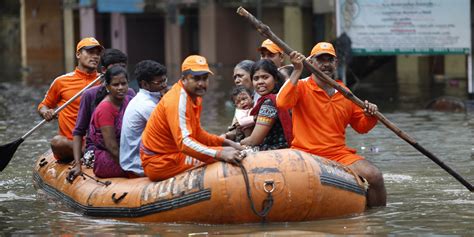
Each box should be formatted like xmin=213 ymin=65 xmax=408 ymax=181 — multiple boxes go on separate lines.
xmin=263 ymin=180 xmax=275 ymax=193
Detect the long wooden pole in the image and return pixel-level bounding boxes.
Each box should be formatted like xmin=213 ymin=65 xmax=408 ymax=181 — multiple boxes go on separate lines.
xmin=236 ymin=6 xmax=474 ymax=192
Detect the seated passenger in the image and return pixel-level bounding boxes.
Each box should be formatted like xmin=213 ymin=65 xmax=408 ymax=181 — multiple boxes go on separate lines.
xmin=140 ymin=55 xmax=244 ymax=182
xmin=89 ymin=66 xmax=132 ymax=178
xmin=240 ymin=59 xmax=293 ymax=151
xmin=68 ymin=48 xmax=134 ymax=180
xmin=119 ymin=60 xmax=168 ymax=177
xmin=225 ymin=86 xmax=255 ymax=142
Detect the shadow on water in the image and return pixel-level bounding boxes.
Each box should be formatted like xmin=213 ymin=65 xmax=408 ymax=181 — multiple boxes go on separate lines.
xmin=1 ymin=81 xmax=474 ymax=235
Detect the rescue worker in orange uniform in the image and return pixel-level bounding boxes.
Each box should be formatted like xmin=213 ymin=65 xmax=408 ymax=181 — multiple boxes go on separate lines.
xmin=140 ymin=55 xmax=245 ymax=181
xmin=38 ymin=37 xmax=103 ymax=162
xmin=276 ymin=42 xmax=386 ymax=207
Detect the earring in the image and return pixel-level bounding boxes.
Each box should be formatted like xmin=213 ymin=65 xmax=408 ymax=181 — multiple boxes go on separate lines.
xmin=106 ymin=88 xmax=110 ymax=93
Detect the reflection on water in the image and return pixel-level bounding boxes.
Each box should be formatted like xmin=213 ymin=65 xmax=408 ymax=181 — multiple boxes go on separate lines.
xmin=1 ymin=82 xmax=473 ymax=235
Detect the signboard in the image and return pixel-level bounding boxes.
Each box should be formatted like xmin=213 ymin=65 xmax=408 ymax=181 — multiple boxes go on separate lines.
xmin=336 ymin=0 xmax=471 ymax=55
xmin=97 ymin=0 xmax=144 ymax=13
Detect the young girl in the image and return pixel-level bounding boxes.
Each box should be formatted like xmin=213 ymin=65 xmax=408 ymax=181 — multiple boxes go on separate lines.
xmin=89 ymin=66 xmax=133 ymax=178
xmin=240 ymin=59 xmax=293 ymax=151
xmin=225 ymin=86 xmax=255 ymax=141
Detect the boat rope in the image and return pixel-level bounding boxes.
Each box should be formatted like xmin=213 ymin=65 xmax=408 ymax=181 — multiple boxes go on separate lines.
xmin=81 ymin=172 xmax=112 ymax=187
xmin=238 ymin=162 xmax=274 ymax=223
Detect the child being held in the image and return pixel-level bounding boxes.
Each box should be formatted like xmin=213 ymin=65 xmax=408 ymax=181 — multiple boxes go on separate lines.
xmin=225 ymin=86 xmax=255 ymax=141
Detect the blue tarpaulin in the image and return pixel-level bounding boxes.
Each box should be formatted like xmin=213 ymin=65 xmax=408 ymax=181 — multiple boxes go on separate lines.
xmin=97 ymin=0 xmax=144 ymax=13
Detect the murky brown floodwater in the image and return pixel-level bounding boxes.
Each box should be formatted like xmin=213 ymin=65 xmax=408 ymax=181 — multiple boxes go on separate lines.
xmin=1 ymin=80 xmax=473 ymax=235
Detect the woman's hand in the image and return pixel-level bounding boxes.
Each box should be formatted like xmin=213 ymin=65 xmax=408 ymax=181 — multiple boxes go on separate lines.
xmin=223 ymin=139 xmax=244 ymax=150
xmin=67 ymin=163 xmax=82 ymax=183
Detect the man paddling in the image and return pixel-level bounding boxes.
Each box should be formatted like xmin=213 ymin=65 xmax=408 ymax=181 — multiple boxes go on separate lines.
xmin=277 ymin=42 xmax=386 ymax=207
xmin=38 ymin=37 xmax=103 ymax=162
xmin=140 ymin=55 xmax=245 ymax=181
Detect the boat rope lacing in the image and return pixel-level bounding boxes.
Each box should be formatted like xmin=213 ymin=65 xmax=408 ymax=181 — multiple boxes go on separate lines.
xmin=238 ymin=162 xmax=274 ymax=223
xmin=80 ymin=172 xmax=111 ymax=187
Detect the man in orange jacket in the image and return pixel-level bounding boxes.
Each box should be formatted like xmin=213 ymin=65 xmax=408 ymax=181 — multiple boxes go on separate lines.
xmin=276 ymin=42 xmax=386 ymax=207
xmin=140 ymin=55 xmax=245 ymax=181
xmin=38 ymin=37 xmax=103 ymax=162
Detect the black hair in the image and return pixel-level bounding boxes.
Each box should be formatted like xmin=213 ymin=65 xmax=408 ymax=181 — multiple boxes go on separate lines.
xmin=99 ymin=48 xmax=128 ymax=69
xmin=94 ymin=65 xmax=128 ymax=106
xmin=250 ymin=59 xmax=285 ymax=94
xmin=230 ymin=85 xmax=253 ymax=103
xmin=133 ymin=60 xmax=167 ymax=88
xmin=234 ymin=60 xmax=255 ymax=73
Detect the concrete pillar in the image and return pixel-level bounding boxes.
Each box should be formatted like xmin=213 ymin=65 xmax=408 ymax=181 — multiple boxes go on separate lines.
xmin=397 ymin=55 xmax=431 ymax=104
xmin=444 ymin=55 xmax=467 ymax=97
xmin=80 ymin=7 xmax=95 ymax=38
xmin=165 ymin=8 xmax=181 ymax=81
xmin=63 ymin=7 xmax=75 ymax=72
xmin=21 ymin=0 xmax=64 ymax=85
xmin=111 ymin=13 xmax=127 ymax=54
xmin=284 ymin=6 xmax=304 ymax=56
xmin=199 ymin=1 xmax=218 ymax=76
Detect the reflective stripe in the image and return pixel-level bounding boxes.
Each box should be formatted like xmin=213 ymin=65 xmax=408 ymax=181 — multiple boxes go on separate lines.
xmin=41 ymin=71 xmax=76 ymax=100
xmin=178 ymin=88 xmax=217 ymax=158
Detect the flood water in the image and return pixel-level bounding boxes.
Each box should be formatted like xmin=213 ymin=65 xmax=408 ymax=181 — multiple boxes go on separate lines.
xmin=0 ymin=80 xmax=473 ymax=235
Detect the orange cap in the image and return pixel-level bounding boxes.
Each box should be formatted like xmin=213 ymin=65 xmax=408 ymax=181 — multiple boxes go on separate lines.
xmin=76 ymin=37 xmax=104 ymax=53
xmin=181 ymin=55 xmax=214 ymax=76
xmin=310 ymin=42 xmax=336 ymax=57
xmin=257 ymin=39 xmax=283 ymax=54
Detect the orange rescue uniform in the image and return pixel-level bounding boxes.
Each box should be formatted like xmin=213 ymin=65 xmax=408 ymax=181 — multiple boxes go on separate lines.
xmin=37 ymin=68 xmax=99 ymax=140
xmin=140 ymin=80 xmax=224 ymax=181
xmin=276 ymin=76 xmax=377 ymax=165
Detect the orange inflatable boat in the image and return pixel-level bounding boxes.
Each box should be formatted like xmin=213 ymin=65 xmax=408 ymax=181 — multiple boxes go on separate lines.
xmin=33 ymin=148 xmax=367 ymax=224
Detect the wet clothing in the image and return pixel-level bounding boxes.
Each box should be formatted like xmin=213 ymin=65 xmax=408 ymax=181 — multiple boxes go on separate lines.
xmin=38 ymin=68 xmax=100 ymax=139
xmin=73 ymin=85 xmax=135 ymax=152
xmin=250 ymin=94 xmax=293 ymax=150
xmin=90 ymin=97 xmax=131 ymax=178
xmin=140 ymin=80 xmax=224 ymax=181
xmin=276 ymin=76 xmax=377 ymax=165
xmin=120 ymin=89 xmax=163 ymax=177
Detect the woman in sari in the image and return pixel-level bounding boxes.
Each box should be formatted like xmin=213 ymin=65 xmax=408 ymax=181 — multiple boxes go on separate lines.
xmin=89 ymin=65 xmax=133 ymax=178
xmin=239 ymin=59 xmax=293 ymax=151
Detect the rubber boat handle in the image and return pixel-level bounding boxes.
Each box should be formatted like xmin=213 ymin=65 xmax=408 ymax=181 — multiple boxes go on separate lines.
xmin=111 ymin=192 xmax=128 ymax=204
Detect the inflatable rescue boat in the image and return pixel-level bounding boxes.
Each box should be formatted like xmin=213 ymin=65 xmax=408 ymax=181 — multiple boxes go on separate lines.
xmin=33 ymin=148 xmax=367 ymax=223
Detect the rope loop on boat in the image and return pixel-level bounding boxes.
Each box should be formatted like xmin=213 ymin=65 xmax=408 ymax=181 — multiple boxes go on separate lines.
xmin=238 ymin=162 xmax=274 ymax=223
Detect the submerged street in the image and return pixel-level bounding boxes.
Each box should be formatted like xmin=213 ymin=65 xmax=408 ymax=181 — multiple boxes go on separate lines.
xmin=0 ymin=81 xmax=473 ymax=235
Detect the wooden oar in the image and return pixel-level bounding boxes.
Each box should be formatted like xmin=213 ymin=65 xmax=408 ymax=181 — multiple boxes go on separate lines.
xmin=236 ymin=6 xmax=474 ymax=192
xmin=0 ymin=74 xmax=103 ymax=171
